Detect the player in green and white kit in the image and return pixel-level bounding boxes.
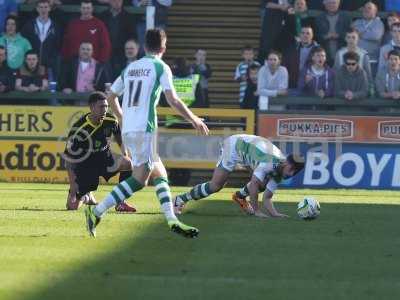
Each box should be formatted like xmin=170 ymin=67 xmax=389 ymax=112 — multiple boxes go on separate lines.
xmin=85 ymin=29 xmax=209 ymax=238
xmin=174 ymin=134 xmax=304 ymax=218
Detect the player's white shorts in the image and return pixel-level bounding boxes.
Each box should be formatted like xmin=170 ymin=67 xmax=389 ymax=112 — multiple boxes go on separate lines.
xmin=122 ymin=132 xmax=160 ymax=169
xmin=216 ymin=135 xmax=241 ymax=172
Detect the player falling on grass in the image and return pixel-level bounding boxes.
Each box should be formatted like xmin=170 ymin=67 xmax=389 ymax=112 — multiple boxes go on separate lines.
xmin=64 ymin=91 xmax=136 ymax=213
xmin=174 ymin=134 xmax=305 ymax=218
xmin=85 ymin=28 xmax=209 ymax=238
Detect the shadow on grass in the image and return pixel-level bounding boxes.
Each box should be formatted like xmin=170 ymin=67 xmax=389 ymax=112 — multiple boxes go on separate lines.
xmin=9 ymin=199 xmax=400 ymax=300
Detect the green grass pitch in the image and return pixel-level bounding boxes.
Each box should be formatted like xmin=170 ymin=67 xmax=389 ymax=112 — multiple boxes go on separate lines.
xmin=0 ymin=182 xmax=400 ymax=300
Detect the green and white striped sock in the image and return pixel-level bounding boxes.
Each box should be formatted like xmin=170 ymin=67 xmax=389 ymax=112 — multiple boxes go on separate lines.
xmin=94 ymin=176 xmax=143 ymax=217
xmin=180 ymin=182 xmax=212 ymax=203
xmin=154 ymin=177 xmax=177 ymax=221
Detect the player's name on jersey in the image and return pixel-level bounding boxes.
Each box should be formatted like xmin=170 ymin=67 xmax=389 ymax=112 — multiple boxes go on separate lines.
xmin=127 ymin=69 xmax=151 ymax=77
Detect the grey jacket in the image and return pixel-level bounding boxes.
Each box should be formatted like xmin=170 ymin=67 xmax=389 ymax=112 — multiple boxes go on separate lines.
xmin=375 ymin=69 xmax=400 ymax=97
xmin=378 ymin=41 xmax=400 ymax=72
xmin=352 ymin=17 xmax=385 ymax=61
xmin=334 ymin=47 xmax=372 ymax=83
xmin=335 ymin=65 xmax=369 ymax=99
xmin=315 ymin=11 xmax=352 ymax=50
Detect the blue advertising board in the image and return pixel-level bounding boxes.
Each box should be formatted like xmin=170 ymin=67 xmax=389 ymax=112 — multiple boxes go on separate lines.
xmin=277 ymin=142 xmax=400 ymax=190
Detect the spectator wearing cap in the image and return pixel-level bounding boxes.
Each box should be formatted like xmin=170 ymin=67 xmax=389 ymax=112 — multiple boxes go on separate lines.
xmin=0 ymin=15 xmax=32 ymax=69
xmin=335 ymin=51 xmax=369 ymax=100
xmin=376 ymin=49 xmax=400 ymax=99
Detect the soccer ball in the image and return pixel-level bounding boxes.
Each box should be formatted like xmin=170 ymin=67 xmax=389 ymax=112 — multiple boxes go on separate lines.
xmin=297 ymin=197 xmax=320 ymax=220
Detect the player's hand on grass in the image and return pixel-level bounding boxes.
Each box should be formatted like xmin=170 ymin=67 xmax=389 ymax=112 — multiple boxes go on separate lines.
xmin=192 ymin=116 xmax=209 ymax=135
xmin=254 ymin=210 xmax=269 ymax=218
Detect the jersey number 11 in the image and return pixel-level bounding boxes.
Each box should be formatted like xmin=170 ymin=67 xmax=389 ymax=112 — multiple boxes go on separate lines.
xmin=128 ymin=80 xmax=143 ymax=107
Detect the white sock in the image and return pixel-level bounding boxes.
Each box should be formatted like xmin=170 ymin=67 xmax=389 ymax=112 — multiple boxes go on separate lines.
xmin=94 ymin=194 xmax=117 ymax=217
xmin=161 ymin=202 xmax=177 ymax=222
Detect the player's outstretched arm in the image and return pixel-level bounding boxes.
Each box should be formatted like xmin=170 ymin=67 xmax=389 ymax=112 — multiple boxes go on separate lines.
xmin=248 ymin=176 xmax=269 ymax=218
xmin=107 ymin=93 xmax=123 ymax=125
xmin=248 ymin=176 xmax=261 ymax=212
xmin=262 ymin=190 xmax=288 ymax=218
xmin=164 ymin=90 xmax=209 ymax=135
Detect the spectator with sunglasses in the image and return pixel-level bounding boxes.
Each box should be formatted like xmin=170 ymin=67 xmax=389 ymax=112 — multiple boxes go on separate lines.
xmin=335 ymin=51 xmax=369 ymax=101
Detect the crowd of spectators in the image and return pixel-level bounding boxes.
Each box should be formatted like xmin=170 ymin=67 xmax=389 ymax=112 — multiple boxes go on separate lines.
xmin=2 ymin=0 xmax=400 ymax=109
xmin=0 ymin=0 xmax=174 ymax=104
xmin=236 ymin=0 xmax=400 ymax=108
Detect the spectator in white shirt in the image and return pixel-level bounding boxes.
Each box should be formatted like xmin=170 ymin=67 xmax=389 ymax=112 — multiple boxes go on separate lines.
xmin=257 ymin=50 xmax=289 ymax=98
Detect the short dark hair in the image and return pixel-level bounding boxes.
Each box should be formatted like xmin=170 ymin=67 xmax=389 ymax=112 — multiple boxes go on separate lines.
xmin=346 ymin=28 xmax=359 ymax=36
xmin=5 ymin=15 xmax=18 ymax=32
xmin=80 ymin=41 xmax=93 ymax=47
xmin=81 ymin=0 xmax=93 ymax=5
xmin=88 ymin=91 xmax=107 ymax=105
xmin=24 ymin=50 xmax=38 ymax=58
xmin=286 ymin=154 xmax=305 ymax=176
xmin=248 ymin=63 xmax=260 ymax=72
xmin=37 ymin=0 xmax=50 ymax=6
xmin=267 ymin=50 xmax=282 ymax=61
xmin=388 ymin=49 xmax=400 ymax=59
xmin=125 ymin=39 xmax=138 ymax=46
xmin=0 ymin=45 xmax=5 ymax=51
xmin=391 ymin=22 xmax=400 ymax=31
xmin=145 ymin=28 xmax=166 ymax=53
xmin=343 ymin=51 xmax=360 ymax=63
xmin=242 ymin=45 xmax=254 ymax=52
xmin=310 ymin=46 xmax=326 ymax=56
xmin=301 ymin=25 xmax=313 ymax=31
xmin=387 ymin=12 xmax=400 ymax=19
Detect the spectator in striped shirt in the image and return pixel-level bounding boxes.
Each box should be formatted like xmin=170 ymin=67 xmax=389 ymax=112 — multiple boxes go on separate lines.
xmin=234 ymin=45 xmax=260 ymax=106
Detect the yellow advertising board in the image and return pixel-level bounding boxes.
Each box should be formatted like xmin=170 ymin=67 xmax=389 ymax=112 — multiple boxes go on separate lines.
xmin=0 ymin=140 xmax=120 ymax=183
xmin=0 ymin=106 xmax=255 ymax=183
xmin=0 ymin=140 xmax=68 ymax=183
xmin=0 ymin=105 xmax=88 ymax=139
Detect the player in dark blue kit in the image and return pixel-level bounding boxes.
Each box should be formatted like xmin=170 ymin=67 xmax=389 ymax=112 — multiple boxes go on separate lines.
xmin=64 ymin=91 xmax=136 ymax=212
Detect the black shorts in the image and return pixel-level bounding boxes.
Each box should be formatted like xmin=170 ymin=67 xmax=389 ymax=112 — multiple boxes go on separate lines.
xmin=72 ymin=150 xmax=119 ymax=197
